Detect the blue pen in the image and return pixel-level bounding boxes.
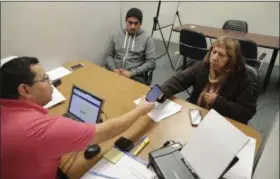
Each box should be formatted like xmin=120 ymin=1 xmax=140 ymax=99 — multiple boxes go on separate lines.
xmin=89 ymin=170 xmax=119 ymax=179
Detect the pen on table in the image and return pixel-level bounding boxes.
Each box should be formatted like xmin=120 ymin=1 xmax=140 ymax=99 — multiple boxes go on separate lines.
xmin=89 ymin=170 xmax=119 ymax=179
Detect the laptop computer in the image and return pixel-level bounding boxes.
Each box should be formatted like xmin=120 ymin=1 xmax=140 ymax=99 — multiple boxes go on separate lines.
xmin=63 ymin=85 xmax=104 ymax=124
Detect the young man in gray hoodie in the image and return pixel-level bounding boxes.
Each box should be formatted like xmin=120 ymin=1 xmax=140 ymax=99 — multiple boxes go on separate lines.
xmin=105 ymin=8 xmax=156 ymax=85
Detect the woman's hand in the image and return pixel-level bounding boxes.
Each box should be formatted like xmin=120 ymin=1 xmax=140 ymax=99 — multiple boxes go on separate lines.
xmin=204 ymin=92 xmax=218 ymax=105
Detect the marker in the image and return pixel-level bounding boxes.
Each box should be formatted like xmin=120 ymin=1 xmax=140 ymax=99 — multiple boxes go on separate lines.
xmin=131 ymin=137 xmax=150 ymax=156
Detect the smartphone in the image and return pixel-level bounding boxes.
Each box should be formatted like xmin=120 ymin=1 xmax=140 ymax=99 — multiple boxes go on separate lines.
xmin=146 ymin=84 xmax=162 ymax=102
xmin=69 ymin=63 xmax=84 ymax=71
xmin=115 ymin=137 xmax=134 ymax=152
xmin=189 ymin=109 xmax=202 ymax=126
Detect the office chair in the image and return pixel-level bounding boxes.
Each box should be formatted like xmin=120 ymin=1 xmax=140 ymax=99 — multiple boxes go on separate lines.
xmin=176 ymin=28 xmax=208 ymax=96
xmin=210 ymin=20 xmax=248 ymax=44
xmin=238 ymin=38 xmax=267 ymax=72
xmin=176 ymin=28 xmax=208 ymax=71
xmin=222 ymin=20 xmax=248 ymax=32
xmin=245 ymin=64 xmax=261 ymax=99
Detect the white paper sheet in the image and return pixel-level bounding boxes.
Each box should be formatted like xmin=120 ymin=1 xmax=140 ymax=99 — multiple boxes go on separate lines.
xmin=81 ymin=158 xmax=126 ymax=179
xmin=81 ymin=153 xmax=156 ymax=179
xmin=46 ymin=66 xmax=72 ymax=81
xmin=134 ymin=98 xmax=182 ymax=122
xmin=44 ymin=86 xmax=65 ymax=109
xmin=181 ymin=109 xmax=250 ymax=179
xmin=116 ymin=154 xmax=156 ymax=179
xmin=224 ymin=137 xmax=256 ymax=179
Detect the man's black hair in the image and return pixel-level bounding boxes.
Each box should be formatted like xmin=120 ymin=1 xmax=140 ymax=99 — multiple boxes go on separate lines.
xmin=0 ymin=57 xmax=39 ymax=99
xmin=126 ymin=8 xmax=143 ymax=24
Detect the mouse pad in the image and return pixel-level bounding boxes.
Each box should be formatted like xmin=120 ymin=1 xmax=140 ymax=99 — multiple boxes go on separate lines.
xmin=103 ymin=148 xmax=124 ymax=164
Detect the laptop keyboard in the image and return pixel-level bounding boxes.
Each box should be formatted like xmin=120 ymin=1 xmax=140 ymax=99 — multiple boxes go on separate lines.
xmin=63 ymin=113 xmax=81 ymax=122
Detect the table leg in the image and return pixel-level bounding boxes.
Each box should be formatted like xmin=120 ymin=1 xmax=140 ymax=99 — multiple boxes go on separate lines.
xmin=263 ymin=49 xmax=279 ymax=92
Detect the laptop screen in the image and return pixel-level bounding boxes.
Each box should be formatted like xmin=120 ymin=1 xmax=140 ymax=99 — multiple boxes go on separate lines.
xmin=68 ymin=86 xmax=103 ymax=124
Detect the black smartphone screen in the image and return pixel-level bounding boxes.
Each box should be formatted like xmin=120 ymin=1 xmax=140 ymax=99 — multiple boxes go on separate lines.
xmin=146 ymin=84 xmax=162 ymax=102
xmin=115 ymin=137 xmax=134 ymax=152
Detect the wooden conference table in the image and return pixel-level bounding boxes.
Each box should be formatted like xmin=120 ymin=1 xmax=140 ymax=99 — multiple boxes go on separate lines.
xmin=48 ymin=60 xmax=261 ymax=179
xmin=173 ymin=24 xmax=280 ymax=92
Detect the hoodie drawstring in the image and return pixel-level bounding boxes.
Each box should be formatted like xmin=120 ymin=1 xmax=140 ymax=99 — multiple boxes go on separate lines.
xmin=122 ymin=35 xmax=131 ymax=68
xmin=123 ymin=31 xmax=128 ymax=48
xmin=131 ymin=34 xmax=136 ymax=50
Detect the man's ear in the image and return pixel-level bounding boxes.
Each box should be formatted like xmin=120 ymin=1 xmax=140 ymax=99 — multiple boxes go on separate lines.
xmin=18 ymin=84 xmax=32 ymax=99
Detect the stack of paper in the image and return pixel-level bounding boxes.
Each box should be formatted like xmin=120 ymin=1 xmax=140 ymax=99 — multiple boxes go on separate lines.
xmin=134 ymin=98 xmax=182 ymax=122
xmin=81 ymin=149 xmax=156 ymax=179
xmin=180 ymin=109 xmax=250 ymax=179
xmin=224 ymin=137 xmax=256 ymax=179
xmin=81 ymin=158 xmax=122 ymax=179
xmin=46 ymin=66 xmax=72 ymax=81
xmin=44 ymin=86 xmax=66 ymax=109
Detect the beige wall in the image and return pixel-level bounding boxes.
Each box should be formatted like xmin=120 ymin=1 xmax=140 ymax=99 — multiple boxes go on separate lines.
xmin=175 ymin=2 xmax=279 ymax=64
xmin=123 ymin=2 xmax=279 ymax=64
xmin=1 ymin=2 xmax=279 ymax=70
xmin=1 ymin=2 xmax=121 ymax=70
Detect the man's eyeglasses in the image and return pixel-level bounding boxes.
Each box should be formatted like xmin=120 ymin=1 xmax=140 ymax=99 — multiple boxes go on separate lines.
xmin=32 ymin=74 xmax=50 ymax=83
xmin=127 ymin=21 xmax=139 ymax=25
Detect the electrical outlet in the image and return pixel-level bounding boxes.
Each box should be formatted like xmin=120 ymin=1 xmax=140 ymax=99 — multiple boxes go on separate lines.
xmin=174 ymin=51 xmax=180 ymax=58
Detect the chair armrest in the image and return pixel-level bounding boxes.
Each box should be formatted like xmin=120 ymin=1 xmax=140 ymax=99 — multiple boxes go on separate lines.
xmin=245 ymin=58 xmax=263 ymax=71
xmin=258 ymin=52 xmax=267 ymax=61
xmin=179 ymin=42 xmax=208 ymax=51
xmin=258 ymin=53 xmax=266 ymax=71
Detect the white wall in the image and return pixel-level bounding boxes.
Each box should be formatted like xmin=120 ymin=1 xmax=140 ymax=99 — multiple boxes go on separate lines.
xmin=120 ymin=2 xmax=279 ymax=41
xmin=1 ymin=2 xmax=121 ymax=71
xmin=120 ymin=2 xmax=279 ymax=63
xmin=1 ymin=2 xmax=279 ymax=70
xmin=175 ymin=2 xmax=280 ymax=63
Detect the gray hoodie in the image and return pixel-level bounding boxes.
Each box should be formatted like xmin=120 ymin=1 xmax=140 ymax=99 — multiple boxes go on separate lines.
xmin=105 ymin=28 xmax=156 ymax=77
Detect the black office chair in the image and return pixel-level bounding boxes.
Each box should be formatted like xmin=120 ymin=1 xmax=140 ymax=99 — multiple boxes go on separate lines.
xmin=176 ymin=28 xmax=208 ymax=71
xmin=176 ymin=29 xmax=208 ymax=96
xmin=210 ymin=20 xmax=248 ymax=44
xmin=238 ymin=38 xmax=267 ymax=71
xmin=222 ymin=20 xmax=248 ymax=32
xmin=245 ymin=64 xmax=261 ymax=99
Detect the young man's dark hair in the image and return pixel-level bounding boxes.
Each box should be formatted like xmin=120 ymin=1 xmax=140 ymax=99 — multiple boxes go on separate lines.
xmin=0 ymin=57 xmax=39 ymax=99
xmin=126 ymin=8 xmax=143 ymax=24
